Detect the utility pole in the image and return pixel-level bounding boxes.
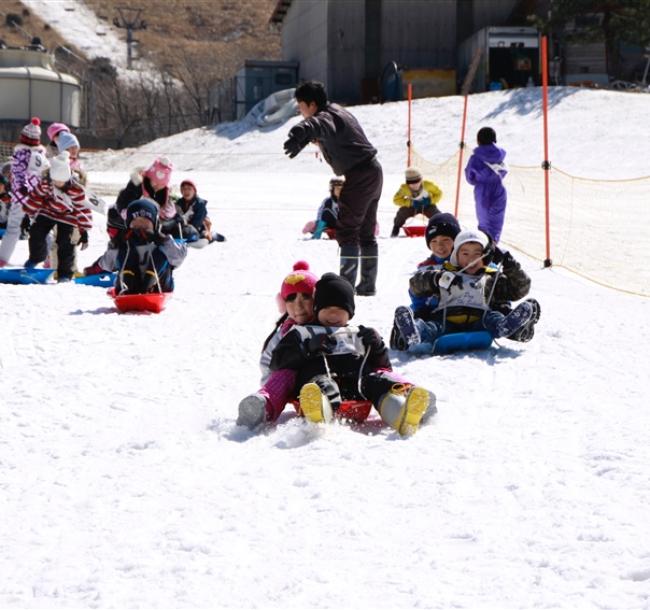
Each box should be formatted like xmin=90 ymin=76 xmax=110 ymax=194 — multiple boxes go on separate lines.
xmin=113 ymin=7 xmax=146 ymax=70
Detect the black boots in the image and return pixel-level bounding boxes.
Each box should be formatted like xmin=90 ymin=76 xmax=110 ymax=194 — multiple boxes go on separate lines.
xmin=339 ymin=244 xmax=359 ymax=288
xmin=356 ymin=244 xmax=378 ymax=296
xmin=340 ymin=244 xmax=378 ymax=296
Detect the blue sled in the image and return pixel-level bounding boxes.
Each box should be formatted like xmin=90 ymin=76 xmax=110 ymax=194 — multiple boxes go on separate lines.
xmin=0 ymin=228 xmax=5 ymax=238
xmin=432 ymin=331 xmax=493 ymax=355
xmin=0 ymin=267 xmax=55 ymax=285
xmin=74 ymin=272 xmax=115 ymax=287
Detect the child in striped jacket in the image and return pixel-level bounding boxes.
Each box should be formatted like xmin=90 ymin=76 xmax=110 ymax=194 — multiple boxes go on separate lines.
xmin=23 ymin=152 xmax=92 ymax=282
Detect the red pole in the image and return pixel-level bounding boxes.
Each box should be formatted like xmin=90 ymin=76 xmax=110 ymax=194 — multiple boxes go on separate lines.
xmin=541 ymin=35 xmax=552 ymax=267
xmin=454 ymin=94 xmax=469 ymax=218
xmin=407 ymin=82 xmax=412 ymax=166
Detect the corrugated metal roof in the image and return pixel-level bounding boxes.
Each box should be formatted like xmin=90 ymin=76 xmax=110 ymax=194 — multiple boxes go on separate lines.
xmin=269 ymin=0 xmax=293 ymax=25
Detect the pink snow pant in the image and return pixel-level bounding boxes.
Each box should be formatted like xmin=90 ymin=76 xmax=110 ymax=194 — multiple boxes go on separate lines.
xmin=259 ymin=369 xmax=297 ymax=422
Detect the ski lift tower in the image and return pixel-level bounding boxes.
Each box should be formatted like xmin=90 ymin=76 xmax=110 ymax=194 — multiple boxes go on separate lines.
xmin=113 ymin=6 xmax=146 ymax=69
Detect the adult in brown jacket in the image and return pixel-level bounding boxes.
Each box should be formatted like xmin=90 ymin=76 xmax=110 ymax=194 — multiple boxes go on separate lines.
xmin=283 ymin=81 xmax=383 ymax=296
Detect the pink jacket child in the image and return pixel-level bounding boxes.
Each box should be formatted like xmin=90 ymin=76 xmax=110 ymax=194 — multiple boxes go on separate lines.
xmin=237 ymin=261 xmax=319 ymax=429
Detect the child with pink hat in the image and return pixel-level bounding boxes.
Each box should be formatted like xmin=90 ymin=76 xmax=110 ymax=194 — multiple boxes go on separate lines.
xmin=237 ymin=261 xmax=319 ymax=429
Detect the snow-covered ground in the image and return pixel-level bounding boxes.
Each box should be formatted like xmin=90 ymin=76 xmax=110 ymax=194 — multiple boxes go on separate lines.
xmin=2 ymin=88 xmax=650 ymax=609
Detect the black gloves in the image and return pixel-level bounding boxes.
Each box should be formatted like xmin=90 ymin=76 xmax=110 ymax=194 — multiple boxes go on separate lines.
xmin=483 ymin=236 xmax=516 ymax=269
xmin=152 ymin=230 xmax=168 ymax=246
xmin=411 ymin=269 xmax=463 ymax=293
xmin=283 ymin=136 xmax=305 ymax=158
xmin=358 ymin=325 xmax=383 ymax=351
xmin=304 ymin=333 xmax=336 ymax=356
xmin=283 ymin=126 xmax=309 ymax=158
xmin=79 ymin=229 xmax=89 ymax=250
xmin=410 ymin=270 xmax=438 ymax=294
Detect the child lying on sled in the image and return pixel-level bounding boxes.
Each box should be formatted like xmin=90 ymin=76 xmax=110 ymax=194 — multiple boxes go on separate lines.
xmin=236 ymin=261 xmax=318 ymax=429
xmin=269 ymin=272 xmax=437 ymax=436
xmin=91 ymin=198 xmax=186 ymax=294
xmin=393 ymin=229 xmax=540 ymax=354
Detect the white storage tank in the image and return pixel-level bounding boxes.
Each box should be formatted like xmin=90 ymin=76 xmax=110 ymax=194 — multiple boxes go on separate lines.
xmin=0 ymin=47 xmax=81 ymax=127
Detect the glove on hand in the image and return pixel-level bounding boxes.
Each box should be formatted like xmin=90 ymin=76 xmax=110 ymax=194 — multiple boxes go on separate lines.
xmin=357 ymin=325 xmax=383 ymax=351
xmin=283 ymin=135 xmax=305 ymax=159
xmin=304 ymin=333 xmax=336 ymax=356
xmin=283 ymin=125 xmax=309 ymax=158
xmin=153 ymin=230 xmax=168 ymax=246
xmin=410 ymin=269 xmax=438 ymax=294
xmin=79 ymin=229 xmax=89 ymax=250
xmin=482 ymin=235 xmax=506 ymax=265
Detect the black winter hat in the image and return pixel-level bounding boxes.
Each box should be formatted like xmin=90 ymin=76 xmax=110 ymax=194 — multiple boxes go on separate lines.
xmin=477 ymin=126 xmax=497 ymax=145
xmin=425 ymin=212 xmax=460 ymax=247
xmin=126 ymin=198 xmax=159 ymax=229
xmin=314 ymin=272 xmax=355 ymax=319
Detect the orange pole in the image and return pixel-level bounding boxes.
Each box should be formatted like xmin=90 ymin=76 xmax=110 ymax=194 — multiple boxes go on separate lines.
xmin=407 ymin=82 xmax=412 ymax=166
xmin=541 ymin=35 xmax=552 ymax=267
xmin=454 ymin=94 xmax=469 ymax=218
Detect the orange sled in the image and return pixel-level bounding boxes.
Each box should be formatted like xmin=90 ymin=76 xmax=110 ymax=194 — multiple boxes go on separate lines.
xmin=107 ymin=288 xmax=170 ymax=313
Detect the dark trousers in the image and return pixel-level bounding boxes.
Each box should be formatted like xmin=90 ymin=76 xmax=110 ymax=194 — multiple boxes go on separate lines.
xmin=117 ymin=244 xmax=174 ymax=294
xmin=337 ymin=157 xmax=383 ymax=248
xmin=27 ymin=216 xmax=75 ymax=279
xmin=392 ymin=204 xmax=437 ymax=234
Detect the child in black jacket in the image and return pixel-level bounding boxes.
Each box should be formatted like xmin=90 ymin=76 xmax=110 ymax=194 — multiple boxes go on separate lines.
xmin=270 ymin=273 xmax=436 ymax=436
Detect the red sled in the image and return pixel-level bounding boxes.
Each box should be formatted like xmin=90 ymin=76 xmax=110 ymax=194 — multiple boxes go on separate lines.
xmin=292 ymin=399 xmax=372 ymax=423
xmin=402 ymin=225 xmax=426 ymax=237
xmin=325 ymin=228 xmax=337 ymax=240
xmin=107 ymin=288 xmax=170 ymax=313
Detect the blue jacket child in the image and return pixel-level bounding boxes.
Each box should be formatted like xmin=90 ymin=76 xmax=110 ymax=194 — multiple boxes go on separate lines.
xmin=464 ymin=127 xmax=507 ymax=243
xmin=390 ymin=213 xmax=460 ymax=350
xmin=95 ymin=198 xmax=187 ymax=294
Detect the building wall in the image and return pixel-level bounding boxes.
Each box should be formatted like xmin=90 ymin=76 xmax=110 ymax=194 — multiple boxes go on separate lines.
xmin=381 ymin=0 xmax=457 ymax=69
xmin=471 ymin=0 xmax=520 ymax=32
xmin=327 ymin=1 xmax=365 ymax=103
xmin=281 ymin=0 xmax=329 ymax=87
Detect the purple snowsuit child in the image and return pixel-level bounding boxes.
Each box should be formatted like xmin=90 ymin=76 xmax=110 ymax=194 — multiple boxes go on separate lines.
xmin=464 ymin=127 xmax=507 ymax=243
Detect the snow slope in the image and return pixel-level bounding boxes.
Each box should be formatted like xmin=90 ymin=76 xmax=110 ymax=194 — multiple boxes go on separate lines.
xmin=1 ymin=89 xmax=650 ymax=609
xmin=23 ymin=0 xmax=156 ymax=79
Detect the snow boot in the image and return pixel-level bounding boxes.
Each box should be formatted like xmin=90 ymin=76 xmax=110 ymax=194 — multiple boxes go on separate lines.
xmin=355 ymin=244 xmax=378 ymax=296
xmin=508 ymin=299 xmax=541 ymax=342
xmin=236 ymin=393 xmax=267 ymax=429
xmin=495 ymin=300 xmax=534 ymax=338
xmin=299 ymin=382 xmax=334 ymax=424
xmin=339 ymin=244 xmax=359 ymax=288
xmin=379 ymin=385 xmax=436 ymax=436
xmin=311 ymin=219 xmax=327 ymax=240
xmin=393 ymin=305 xmax=420 ymax=347
xmin=389 ymin=321 xmax=407 ymax=351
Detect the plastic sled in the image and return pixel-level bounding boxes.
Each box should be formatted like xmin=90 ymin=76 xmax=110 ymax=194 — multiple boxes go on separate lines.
xmin=403 ymin=225 xmax=426 ymax=237
xmin=432 ymin=330 xmax=493 ymax=355
xmin=0 ymin=267 xmax=55 ymax=285
xmin=292 ymin=399 xmax=372 ymax=423
xmin=0 ymin=228 xmax=5 ymax=238
xmin=74 ymin=272 xmax=115 ymax=287
xmin=107 ymin=288 xmax=170 ymax=313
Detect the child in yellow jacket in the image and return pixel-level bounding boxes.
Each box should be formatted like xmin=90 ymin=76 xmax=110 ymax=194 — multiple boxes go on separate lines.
xmin=391 ymin=167 xmax=443 ymax=237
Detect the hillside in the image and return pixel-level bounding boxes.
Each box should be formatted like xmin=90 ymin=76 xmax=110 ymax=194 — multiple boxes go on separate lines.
xmin=1 ymin=0 xmax=280 ymax=75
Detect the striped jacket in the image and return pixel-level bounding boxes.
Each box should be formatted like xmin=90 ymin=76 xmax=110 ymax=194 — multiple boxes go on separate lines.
xmin=23 ymin=175 xmax=92 ymax=230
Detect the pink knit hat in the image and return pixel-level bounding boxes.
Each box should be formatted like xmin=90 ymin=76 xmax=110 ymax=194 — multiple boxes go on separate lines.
xmin=145 ymin=156 xmax=173 ymax=187
xmin=47 ymin=122 xmax=69 ymax=142
xmin=280 ymin=261 xmax=318 ymax=300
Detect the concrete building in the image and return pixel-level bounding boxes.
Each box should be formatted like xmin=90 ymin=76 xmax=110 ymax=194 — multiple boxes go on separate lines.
xmin=269 ymin=0 xmax=523 ymax=103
